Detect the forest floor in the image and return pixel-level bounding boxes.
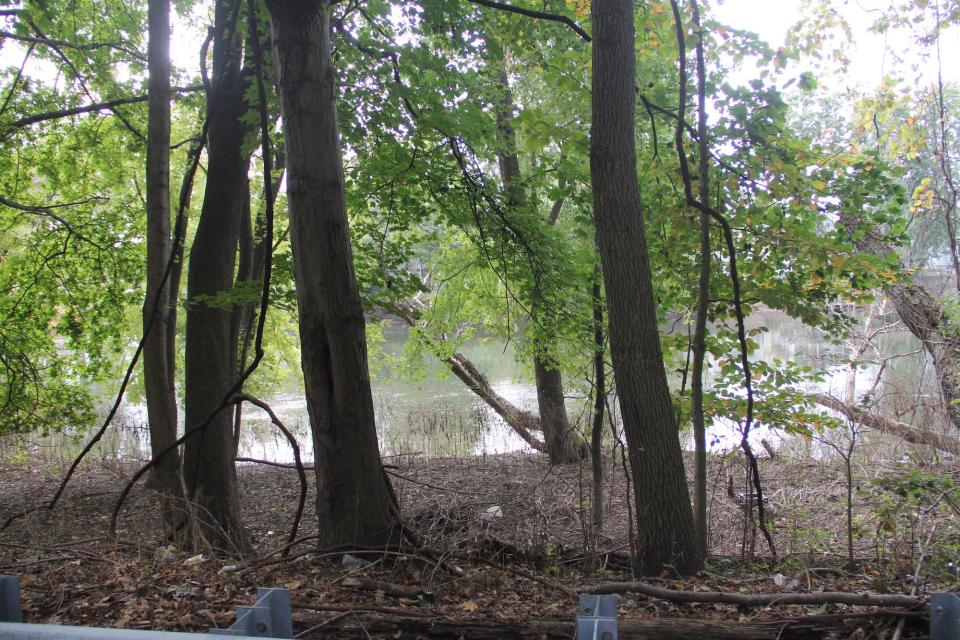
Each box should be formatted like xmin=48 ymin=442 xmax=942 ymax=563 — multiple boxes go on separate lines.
xmin=0 ymin=447 xmax=956 ymax=638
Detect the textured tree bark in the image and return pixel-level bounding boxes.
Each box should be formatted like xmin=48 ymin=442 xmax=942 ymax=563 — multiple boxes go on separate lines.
xmin=493 ymin=66 xmax=580 ymax=464
xmin=182 ymin=0 xmax=252 ymax=554
xmin=590 ymin=0 xmax=701 ymax=574
xmin=266 ymin=0 xmax=400 ymax=547
xmin=886 ymin=279 xmax=960 ymax=430
xmin=144 ymin=0 xmax=183 ymax=533
xmin=533 ymin=358 xmax=581 ymax=463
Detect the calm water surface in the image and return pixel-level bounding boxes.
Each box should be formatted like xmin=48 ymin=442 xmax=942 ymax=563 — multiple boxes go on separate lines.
xmin=94 ymin=306 xmax=935 ymax=463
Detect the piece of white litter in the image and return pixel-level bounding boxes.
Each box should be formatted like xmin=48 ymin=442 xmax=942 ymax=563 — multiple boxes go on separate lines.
xmin=342 ymin=553 xmax=372 ymax=568
xmin=480 ymin=505 xmax=504 ymax=520
xmin=183 ymin=554 xmax=207 ymax=567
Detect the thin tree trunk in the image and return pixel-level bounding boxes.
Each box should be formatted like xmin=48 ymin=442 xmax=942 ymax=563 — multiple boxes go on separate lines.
xmin=144 ymin=0 xmax=183 ymax=533
xmin=590 ymin=0 xmax=701 ymax=574
xmin=266 ymin=0 xmax=400 ymax=547
xmin=933 ymin=38 xmax=960 ymax=296
xmin=689 ymin=0 xmax=710 ymax=561
xmin=231 ymin=180 xmax=253 ymax=455
xmin=590 ymin=270 xmax=605 ymax=530
xmin=492 ymin=64 xmax=580 ymax=464
xmin=182 ymin=0 xmax=253 ymax=554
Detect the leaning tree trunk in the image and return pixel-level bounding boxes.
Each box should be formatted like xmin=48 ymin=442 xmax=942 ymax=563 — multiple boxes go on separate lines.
xmin=493 ymin=64 xmax=580 ymax=464
xmin=181 ymin=0 xmax=252 ymax=555
xmin=812 ymin=394 xmax=960 ymax=455
xmin=389 ymin=301 xmax=548 ymax=453
xmin=839 ymin=212 xmax=960 ymax=432
xmin=590 ymin=0 xmax=701 ymax=574
xmin=266 ymin=0 xmax=400 ymax=547
xmin=144 ymin=0 xmax=184 ymax=534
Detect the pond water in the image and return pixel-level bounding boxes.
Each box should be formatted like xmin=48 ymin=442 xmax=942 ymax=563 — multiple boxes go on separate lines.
xmin=84 ymin=303 xmax=941 ymax=465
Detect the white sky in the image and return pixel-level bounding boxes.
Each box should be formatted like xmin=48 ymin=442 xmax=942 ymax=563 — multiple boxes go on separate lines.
xmin=711 ymin=0 xmax=960 ymax=90
xmin=2 ymin=1 xmax=957 ymax=103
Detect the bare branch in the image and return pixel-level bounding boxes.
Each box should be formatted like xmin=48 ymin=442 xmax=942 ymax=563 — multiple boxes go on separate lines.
xmin=583 ymin=580 xmax=926 ymax=608
xmin=0 ymin=193 xmax=104 ymax=249
xmin=463 ymin=0 xmax=591 ymax=42
xmin=0 ymin=30 xmax=145 ymax=61
xmin=4 ymin=86 xmax=203 ymax=131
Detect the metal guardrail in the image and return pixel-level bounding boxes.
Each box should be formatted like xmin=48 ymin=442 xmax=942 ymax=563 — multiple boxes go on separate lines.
xmin=575 ymin=594 xmax=618 ymax=640
xmin=0 ymin=576 xmax=292 ymax=639
xmin=2 ymin=574 xmax=956 ymax=639
xmin=931 ymin=592 xmax=960 ymax=640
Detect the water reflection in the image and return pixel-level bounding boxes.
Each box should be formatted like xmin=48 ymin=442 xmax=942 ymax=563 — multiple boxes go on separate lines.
xmin=93 ymin=307 xmax=940 ymax=463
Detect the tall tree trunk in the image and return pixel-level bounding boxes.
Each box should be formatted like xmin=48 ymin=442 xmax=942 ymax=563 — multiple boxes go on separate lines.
xmin=590 ymin=0 xmax=701 ymax=574
xmin=231 ymin=180 xmax=253 ymax=455
xmin=266 ymin=0 xmax=400 ymax=547
xmin=689 ymin=0 xmax=710 ymax=561
xmin=534 ymin=358 xmax=580 ymax=463
xmin=182 ymin=0 xmax=252 ymax=554
xmin=144 ymin=0 xmax=183 ymax=534
xmin=493 ymin=65 xmax=580 ymax=464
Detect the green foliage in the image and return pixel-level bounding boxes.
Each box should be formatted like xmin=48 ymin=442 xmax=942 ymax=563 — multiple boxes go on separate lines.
xmin=0 ymin=0 xmax=948 ymax=453
xmin=872 ymin=467 xmax=960 ymax=581
xmin=701 ymin=328 xmax=838 ymax=439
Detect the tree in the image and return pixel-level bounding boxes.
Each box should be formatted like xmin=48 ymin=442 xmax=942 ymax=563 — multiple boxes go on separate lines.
xmin=590 ymin=0 xmax=701 ymax=574
xmin=265 ymin=0 xmax=401 ymax=547
xmin=491 ymin=56 xmax=582 ymax=464
xmin=181 ymin=0 xmax=254 ymax=553
xmin=144 ymin=0 xmax=184 ymax=534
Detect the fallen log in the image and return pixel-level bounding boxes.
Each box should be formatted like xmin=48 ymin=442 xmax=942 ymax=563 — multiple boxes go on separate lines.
xmin=811 ymin=394 xmax=960 ymax=455
xmin=582 ymin=581 xmax=925 ymax=608
xmin=293 ymin=611 xmax=906 ymax=639
xmin=340 ymin=576 xmax=422 ymax=599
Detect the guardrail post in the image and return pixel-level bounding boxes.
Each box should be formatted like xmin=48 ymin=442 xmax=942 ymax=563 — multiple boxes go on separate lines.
xmin=1 ymin=575 xmax=22 ymax=623
xmin=210 ymin=587 xmax=292 ymax=638
xmin=931 ymin=592 xmax=960 ymax=640
xmin=575 ymin=594 xmax=618 ymax=640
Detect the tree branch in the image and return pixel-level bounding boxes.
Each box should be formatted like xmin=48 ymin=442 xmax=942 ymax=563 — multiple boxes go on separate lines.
xmin=583 ymin=581 xmax=926 ymax=608
xmin=0 ymin=30 xmax=145 ymax=61
xmin=668 ymin=0 xmax=774 ymax=558
xmin=463 ymin=0 xmax=591 ymax=42
xmin=4 ymin=86 xmax=203 ymax=131
xmin=0 ymin=193 xmax=104 ymax=249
